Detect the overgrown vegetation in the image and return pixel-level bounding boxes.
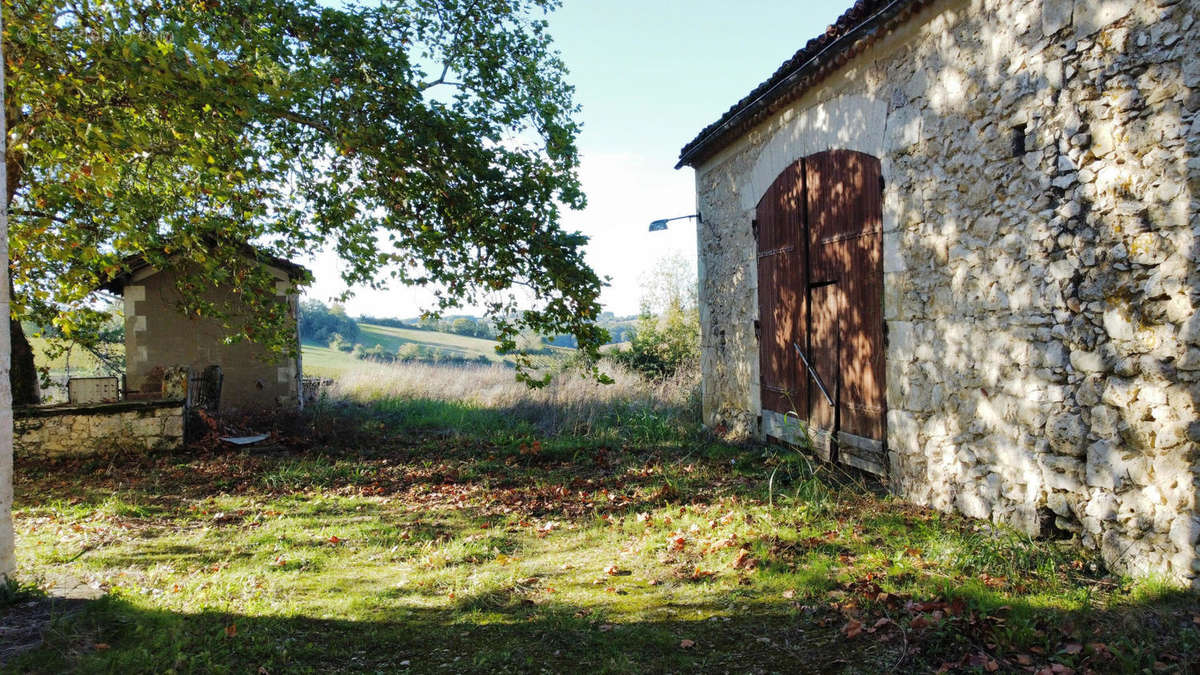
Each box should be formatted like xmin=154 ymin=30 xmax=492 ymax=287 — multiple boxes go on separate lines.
xmin=5 ymin=362 xmax=1198 ymax=672
xmin=610 ymin=254 xmax=701 ymax=378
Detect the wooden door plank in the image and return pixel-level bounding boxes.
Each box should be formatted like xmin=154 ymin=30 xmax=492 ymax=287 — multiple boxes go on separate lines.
xmin=804 ymin=150 xmax=886 ymax=446
xmin=755 ymin=160 xmax=807 ymax=419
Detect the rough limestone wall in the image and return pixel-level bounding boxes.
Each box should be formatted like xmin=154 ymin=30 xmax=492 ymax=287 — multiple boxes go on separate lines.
xmin=694 ymin=0 xmax=1199 ymax=584
xmin=14 ymin=403 xmax=185 ymax=458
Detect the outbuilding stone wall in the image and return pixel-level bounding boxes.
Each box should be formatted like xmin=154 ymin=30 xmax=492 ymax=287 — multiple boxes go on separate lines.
xmin=14 ymin=400 xmax=185 ymax=458
xmin=693 ymin=0 xmax=1200 ymax=584
xmin=123 ymin=264 xmax=302 ymax=411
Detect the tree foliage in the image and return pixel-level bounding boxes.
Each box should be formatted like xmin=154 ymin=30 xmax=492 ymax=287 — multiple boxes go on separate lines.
xmin=4 ymin=0 xmax=606 ymax=387
xmin=610 ymin=254 xmax=699 ymax=379
xmin=298 ymin=299 xmax=358 ymax=346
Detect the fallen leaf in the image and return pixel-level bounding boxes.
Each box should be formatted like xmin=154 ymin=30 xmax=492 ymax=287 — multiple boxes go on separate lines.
xmin=1063 ymin=643 xmax=1082 ymax=655
xmin=328 ymin=535 xmax=341 ymax=544
xmin=679 ymin=639 xmax=695 ymax=649
xmin=94 ymin=643 xmax=110 ymax=650
xmin=842 ymin=619 xmax=863 ymax=639
xmin=782 ymin=589 xmax=796 ymax=599
xmin=732 ymin=548 xmax=757 ymax=570
xmin=225 ymin=623 xmax=237 ymax=638
xmin=598 ymin=624 xmax=614 ymax=632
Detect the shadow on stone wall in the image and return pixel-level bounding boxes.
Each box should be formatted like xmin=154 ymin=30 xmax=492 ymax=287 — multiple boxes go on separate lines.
xmin=878 ymin=0 xmax=1198 ymax=583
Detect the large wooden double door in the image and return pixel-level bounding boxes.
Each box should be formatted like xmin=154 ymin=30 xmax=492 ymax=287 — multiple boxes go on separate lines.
xmin=755 ymin=150 xmax=886 ymax=474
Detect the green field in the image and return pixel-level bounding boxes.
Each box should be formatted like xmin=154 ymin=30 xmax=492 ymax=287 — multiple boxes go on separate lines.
xmin=302 ymin=323 xmax=570 ymax=378
xmin=357 ymin=324 xmax=511 ymax=361
xmin=28 ymin=336 xmax=111 ymax=375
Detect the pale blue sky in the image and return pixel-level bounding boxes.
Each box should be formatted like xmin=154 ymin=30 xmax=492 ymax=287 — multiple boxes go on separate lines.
xmin=306 ymin=0 xmax=849 ymax=317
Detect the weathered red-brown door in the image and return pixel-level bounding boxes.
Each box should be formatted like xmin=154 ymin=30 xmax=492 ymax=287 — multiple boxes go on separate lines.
xmin=756 ymin=150 xmax=886 ymax=474
xmin=755 ymin=161 xmax=807 ymax=417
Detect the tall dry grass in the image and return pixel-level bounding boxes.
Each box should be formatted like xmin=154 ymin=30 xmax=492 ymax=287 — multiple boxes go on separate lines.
xmin=325 ymin=360 xmax=701 ymax=439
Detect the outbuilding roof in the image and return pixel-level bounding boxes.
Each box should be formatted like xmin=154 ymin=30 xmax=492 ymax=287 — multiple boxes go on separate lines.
xmin=98 ymin=244 xmax=310 ymax=294
xmin=676 ymin=0 xmax=928 ymax=169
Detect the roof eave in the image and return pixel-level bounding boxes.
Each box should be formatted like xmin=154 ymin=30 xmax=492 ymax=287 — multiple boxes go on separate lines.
xmin=676 ymin=0 xmax=926 ymax=170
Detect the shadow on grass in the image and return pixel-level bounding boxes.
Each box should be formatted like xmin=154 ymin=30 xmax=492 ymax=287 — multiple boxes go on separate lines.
xmin=5 ymin=594 xmax=895 ymax=674
xmin=6 ymin=583 xmax=1200 ymax=674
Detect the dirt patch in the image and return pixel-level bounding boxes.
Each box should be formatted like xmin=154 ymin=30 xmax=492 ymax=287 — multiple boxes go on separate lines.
xmin=0 ymin=577 xmax=103 ymax=666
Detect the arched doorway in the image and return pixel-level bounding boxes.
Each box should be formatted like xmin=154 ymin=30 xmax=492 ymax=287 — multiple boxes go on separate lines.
xmin=755 ymin=149 xmax=886 ymax=473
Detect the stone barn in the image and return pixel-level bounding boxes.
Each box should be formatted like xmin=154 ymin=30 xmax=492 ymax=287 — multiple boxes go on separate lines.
xmin=101 ymin=250 xmax=308 ymax=411
xmin=677 ymin=0 xmax=1199 ymax=584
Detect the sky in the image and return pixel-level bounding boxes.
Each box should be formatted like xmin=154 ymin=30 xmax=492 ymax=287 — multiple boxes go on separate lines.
xmin=303 ymin=0 xmax=850 ymax=318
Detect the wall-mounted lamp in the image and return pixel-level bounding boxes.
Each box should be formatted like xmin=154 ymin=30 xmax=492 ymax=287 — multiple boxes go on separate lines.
xmin=648 ymin=213 xmax=701 ymax=232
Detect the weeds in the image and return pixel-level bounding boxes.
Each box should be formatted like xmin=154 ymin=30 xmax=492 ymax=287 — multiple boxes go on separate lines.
xmin=0 ymin=577 xmax=43 ymax=610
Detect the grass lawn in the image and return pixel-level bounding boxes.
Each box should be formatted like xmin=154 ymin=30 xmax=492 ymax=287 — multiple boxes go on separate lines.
xmin=6 ymin=396 xmax=1199 ymax=673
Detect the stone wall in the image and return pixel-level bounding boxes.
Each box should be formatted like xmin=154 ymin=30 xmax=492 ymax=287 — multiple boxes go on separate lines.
xmin=693 ymin=0 xmax=1200 ymax=584
xmin=14 ymin=400 xmax=185 ymax=458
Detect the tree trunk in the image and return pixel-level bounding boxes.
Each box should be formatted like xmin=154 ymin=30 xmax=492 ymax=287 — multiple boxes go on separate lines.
xmin=0 ymin=7 xmax=16 ymax=581
xmin=8 ymin=316 xmax=36 ymax=406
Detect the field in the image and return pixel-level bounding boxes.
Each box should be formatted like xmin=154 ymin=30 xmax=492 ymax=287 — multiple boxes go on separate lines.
xmin=305 ymin=323 xmax=569 ymax=378
xmin=4 ymin=362 xmax=1199 ymax=673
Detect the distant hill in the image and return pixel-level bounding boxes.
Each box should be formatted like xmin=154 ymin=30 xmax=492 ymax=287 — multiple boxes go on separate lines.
xmin=302 ymin=321 xmax=570 ymax=378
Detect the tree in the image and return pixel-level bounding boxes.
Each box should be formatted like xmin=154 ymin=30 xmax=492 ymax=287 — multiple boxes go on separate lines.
xmin=1 ymin=4 xmax=14 ymax=580
xmin=449 ymin=317 xmax=476 ymax=336
xmin=611 ymin=253 xmax=700 ymax=378
xmin=298 ymin=299 xmax=359 ymax=346
xmin=4 ymin=0 xmax=608 ymax=395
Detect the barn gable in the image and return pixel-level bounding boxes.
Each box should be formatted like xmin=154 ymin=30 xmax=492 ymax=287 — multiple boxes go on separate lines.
xmin=680 ymin=0 xmax=1200 ymax=585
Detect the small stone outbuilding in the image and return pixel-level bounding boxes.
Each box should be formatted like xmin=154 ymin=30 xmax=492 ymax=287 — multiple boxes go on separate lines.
xmin=678 ymin=0 xmax=1199 ymax=584
xmin=101 ymin=250 xmax=308 ymax=411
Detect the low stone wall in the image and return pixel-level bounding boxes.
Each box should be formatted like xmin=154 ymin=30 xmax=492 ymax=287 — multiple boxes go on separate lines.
xmin=14 ymin=400 xmax=186 ymax=458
